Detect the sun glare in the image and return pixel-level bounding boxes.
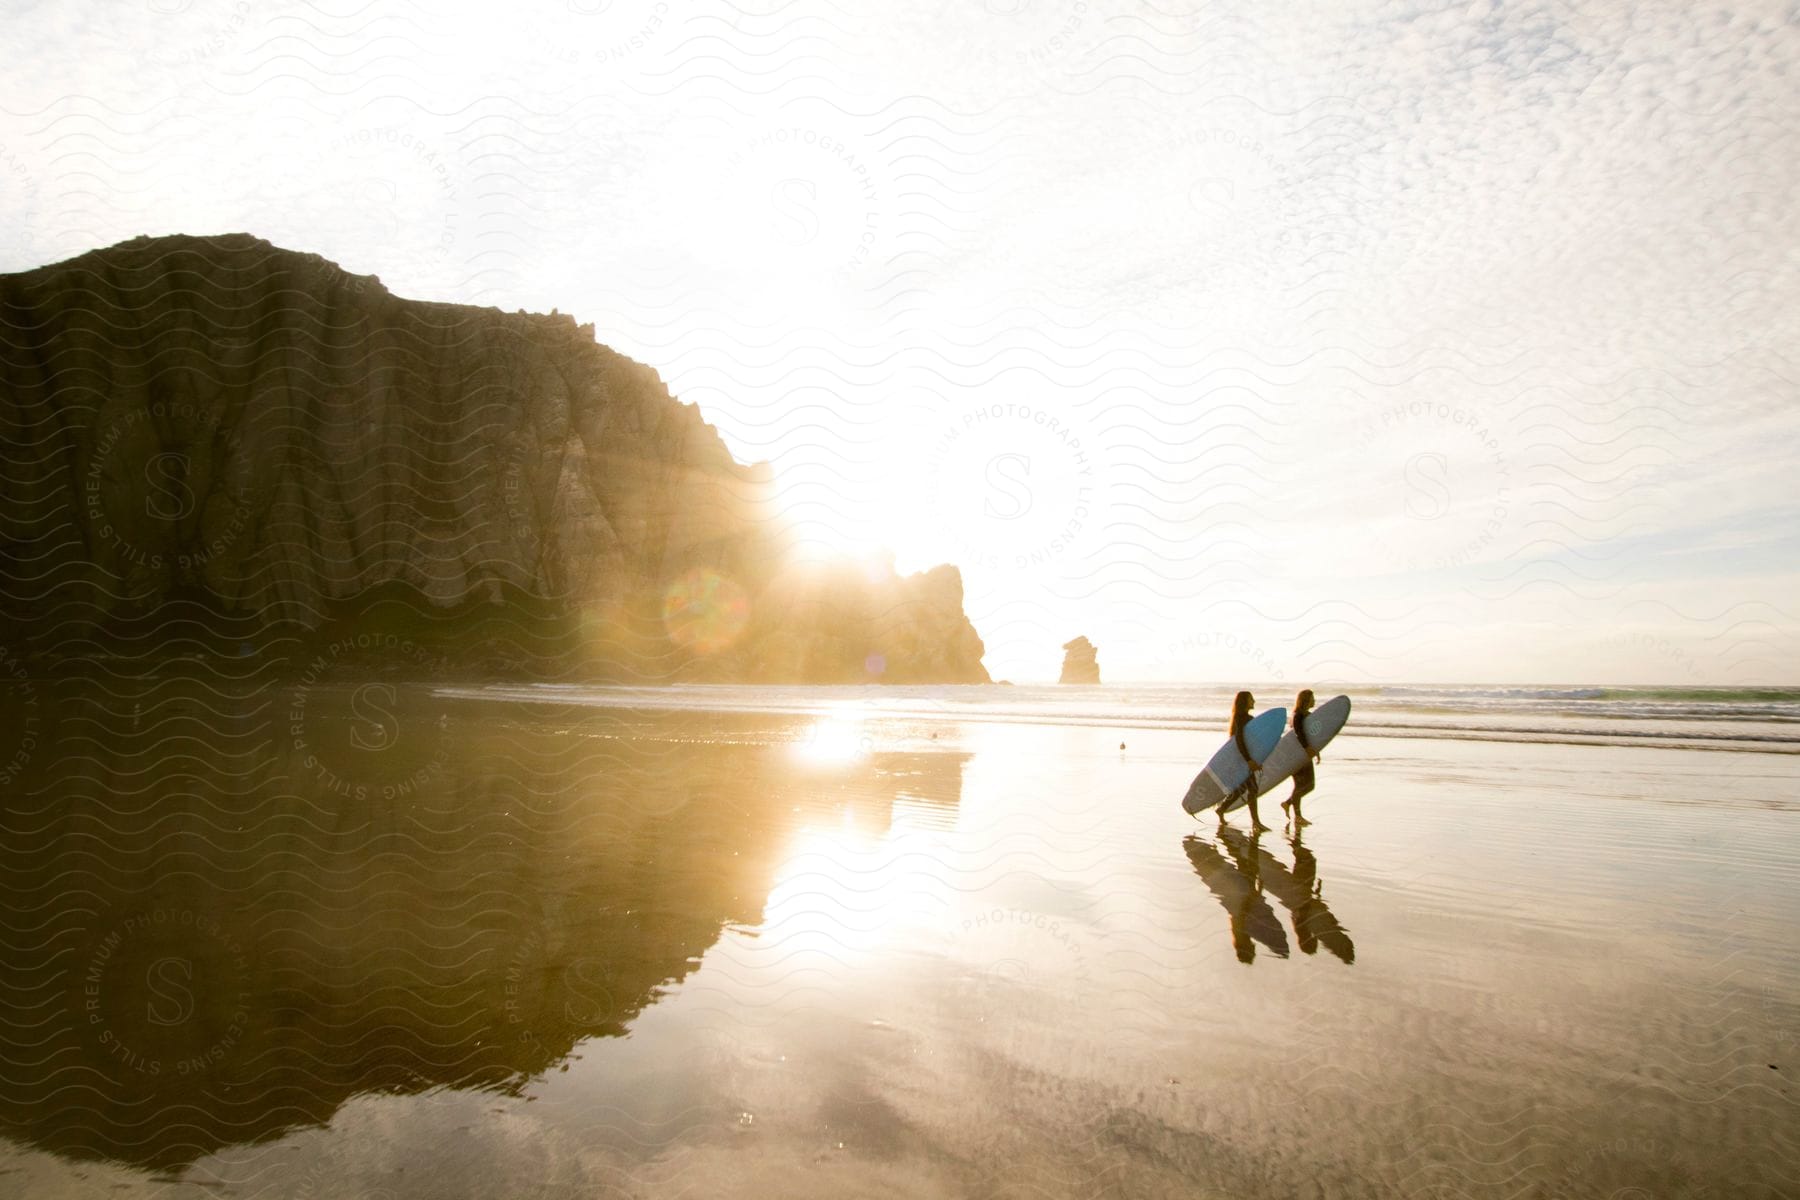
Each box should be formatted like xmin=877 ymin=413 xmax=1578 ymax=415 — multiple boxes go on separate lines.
xmin=769 ymin=490 xmax=908 ymax=572
xmin=789 ymin=708 xmax=873 ymax=767
xmin=753 ymin=822 xmax=945 ymax=961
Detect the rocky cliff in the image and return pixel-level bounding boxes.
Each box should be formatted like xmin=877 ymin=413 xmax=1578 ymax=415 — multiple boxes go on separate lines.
xmin=0 ymin=234 xmax=989 ymax=682
xmin=1059 ymin=636 xmax=1100 ymax=684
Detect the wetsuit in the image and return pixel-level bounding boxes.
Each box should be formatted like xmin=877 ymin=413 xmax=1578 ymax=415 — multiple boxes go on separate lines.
xmin=1291 ymin=709 xmax=1316 ymax=799
xmin=1229 ymin=711 xmax=1259 ymax=808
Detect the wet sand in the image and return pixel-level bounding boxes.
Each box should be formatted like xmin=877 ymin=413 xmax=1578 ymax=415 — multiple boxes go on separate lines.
xmin=1 ymin=687 xmax=1795 ymax=1198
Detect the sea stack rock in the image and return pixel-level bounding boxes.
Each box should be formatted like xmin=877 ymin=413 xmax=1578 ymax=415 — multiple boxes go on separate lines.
xmin=1059 ymin=636 xmax=1100 ymax=684
xmin=0 ymin=233 xmax=991 ymax=683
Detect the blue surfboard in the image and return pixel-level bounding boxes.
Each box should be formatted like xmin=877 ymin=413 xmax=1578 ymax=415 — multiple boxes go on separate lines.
xmin=1182 ymin=707 xmax=1286 ymax=815
xmin=1218 ymin=695 xmax=1352 ymax=816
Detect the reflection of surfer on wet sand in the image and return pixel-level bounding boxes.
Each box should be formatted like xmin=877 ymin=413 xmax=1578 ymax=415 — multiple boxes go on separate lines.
xmin=1182 ymin=832 xmax=1288 ymax=963
xmin=1290 ymin=832 xmax=1355 ymax=962
xmin=1217 ymin=826 xmax=1355 ymax=964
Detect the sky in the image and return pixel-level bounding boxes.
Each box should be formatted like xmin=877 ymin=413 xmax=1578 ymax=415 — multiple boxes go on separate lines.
xmin=2 ymin=0 xmax=1796 ymax=684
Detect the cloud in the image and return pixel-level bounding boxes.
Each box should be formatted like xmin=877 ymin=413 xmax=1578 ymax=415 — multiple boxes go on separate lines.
xmin=1 ymin=0 xmax=1794 ymax=682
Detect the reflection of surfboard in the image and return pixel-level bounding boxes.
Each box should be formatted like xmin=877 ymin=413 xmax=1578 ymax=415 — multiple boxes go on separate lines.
xmin=1181 ymin=708 xmax=1286 ymax=815
xmin=1219 ymin=695 xmax=1351 ymax=816
xmin=1216 ymin=827 xmax=1355 ymax=964
xmin=1182 ymin=836 xmax=1289 ymax=961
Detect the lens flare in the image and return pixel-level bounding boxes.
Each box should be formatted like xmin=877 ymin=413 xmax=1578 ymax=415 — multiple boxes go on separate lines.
xmin=661 ymin=568 xmax=750 ymax=654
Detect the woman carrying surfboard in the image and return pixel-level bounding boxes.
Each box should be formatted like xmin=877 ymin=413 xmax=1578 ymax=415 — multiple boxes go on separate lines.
xmin=1223 ymin=690 xmax=1271 ymax=832
xmin=1281 ymin=689 xmax=1322 ymax=826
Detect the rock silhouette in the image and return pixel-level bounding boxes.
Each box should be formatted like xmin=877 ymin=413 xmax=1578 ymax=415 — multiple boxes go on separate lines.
xmin=0 ymin=234 xmax=988 ymax=682
xmin=1059 ymin=636 xmax=1100 ymax=684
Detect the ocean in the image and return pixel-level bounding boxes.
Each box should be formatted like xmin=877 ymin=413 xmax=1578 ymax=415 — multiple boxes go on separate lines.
xmin=435 ymin=681 xmax=1800 ymax=753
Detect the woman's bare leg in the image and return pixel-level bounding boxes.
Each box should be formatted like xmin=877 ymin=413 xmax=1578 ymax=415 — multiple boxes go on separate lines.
xmin=1246 ymin=781 xmax=1270 ymax=832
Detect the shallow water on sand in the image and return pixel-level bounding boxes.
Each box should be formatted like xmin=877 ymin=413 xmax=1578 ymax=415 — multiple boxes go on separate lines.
xmin=2 ymin=684 xmax=1796 ymax=1198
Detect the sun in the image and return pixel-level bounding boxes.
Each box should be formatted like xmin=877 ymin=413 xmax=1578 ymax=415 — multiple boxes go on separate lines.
xmin=766 ymin=471 xmax=906 ymax=567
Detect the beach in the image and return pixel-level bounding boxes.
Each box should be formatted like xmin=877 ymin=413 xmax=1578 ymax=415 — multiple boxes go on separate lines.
xmin=6 ymin=0 xmax=1799 ymax=1195
xmin=1 ymin=683 xmax=1795 ymax=1198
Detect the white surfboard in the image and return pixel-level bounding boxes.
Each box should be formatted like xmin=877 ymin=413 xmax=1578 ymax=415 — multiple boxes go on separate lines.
xmin=1182 ymin=707 xmax=1286 ymax=815
xmin=1218 ymin=695 xmax=1352 ymax=815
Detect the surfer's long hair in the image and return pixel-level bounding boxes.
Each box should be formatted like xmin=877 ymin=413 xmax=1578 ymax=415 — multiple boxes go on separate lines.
xmin=1294 ymin=689 xmax=1315 ymax=719
xmin=1230 ymin=690 xmax=1254 ymax=732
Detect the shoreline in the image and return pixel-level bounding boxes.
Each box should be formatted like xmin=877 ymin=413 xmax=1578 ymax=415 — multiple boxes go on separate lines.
xmin=424 ymin=681 xmax=1800 ymax=755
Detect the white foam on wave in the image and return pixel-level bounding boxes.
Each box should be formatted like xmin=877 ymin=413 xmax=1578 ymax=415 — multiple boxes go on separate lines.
xmin=432 ymin=682 xmax=1800 ymax=753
